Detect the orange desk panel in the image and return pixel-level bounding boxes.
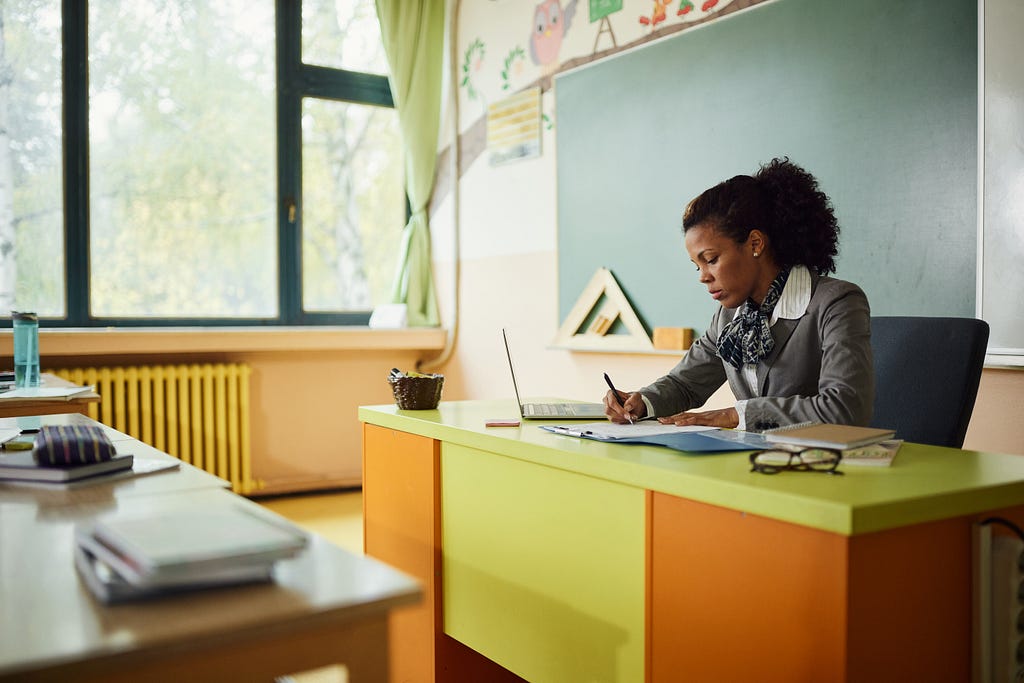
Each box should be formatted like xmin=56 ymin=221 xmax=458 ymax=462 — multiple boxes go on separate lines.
xmin=650 ymin=493 xmax=1024 ymax=682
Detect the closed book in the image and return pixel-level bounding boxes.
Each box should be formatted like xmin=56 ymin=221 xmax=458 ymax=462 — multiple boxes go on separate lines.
xmin=86 ymin=505 xmax=307 ymax=586
xmin=74 ymin=527 xmax=275 ymax=597
xmin=0 ymin=451 xmax=133 ymax=483
xmin=757 ymin=439 xmax=903 ymax=467
xmin=841 ymin=439 xmax=903 ymax=467
xmin=764 ymin=422 xmax=896 ymax=450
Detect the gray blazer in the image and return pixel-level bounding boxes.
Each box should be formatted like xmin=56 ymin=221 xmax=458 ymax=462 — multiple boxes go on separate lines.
xmin=639 ymin=274 xmax=874 ymax=430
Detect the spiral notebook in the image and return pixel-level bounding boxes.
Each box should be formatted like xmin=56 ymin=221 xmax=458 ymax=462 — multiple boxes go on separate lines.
xmin=764 ymin=422 xmax=896 ymax=450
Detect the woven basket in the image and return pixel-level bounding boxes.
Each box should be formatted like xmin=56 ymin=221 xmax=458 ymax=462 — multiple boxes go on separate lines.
xmin=388 ymin=374 xmax=444 ymax=410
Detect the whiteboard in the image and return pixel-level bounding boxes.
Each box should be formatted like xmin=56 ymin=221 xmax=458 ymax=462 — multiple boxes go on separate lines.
xmin=980 ymin=0 xmax=1024 ymax=364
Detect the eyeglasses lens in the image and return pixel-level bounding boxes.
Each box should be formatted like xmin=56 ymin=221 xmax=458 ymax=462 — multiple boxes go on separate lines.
xmin=750 ymin=449 xmax=842 ymax=475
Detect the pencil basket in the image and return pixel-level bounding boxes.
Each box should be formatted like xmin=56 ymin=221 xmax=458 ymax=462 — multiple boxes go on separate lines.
xmin=388 ymin=374 xmax=444 ymax=410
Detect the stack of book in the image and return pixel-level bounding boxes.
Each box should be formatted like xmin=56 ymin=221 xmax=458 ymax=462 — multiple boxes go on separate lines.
xmin=74 ymin=505 xmax=309 ymax=603
xmin=0 ymin=425 xmax=144 ymax=486
xmin=764 ymin=422 xmax=902 ymax=466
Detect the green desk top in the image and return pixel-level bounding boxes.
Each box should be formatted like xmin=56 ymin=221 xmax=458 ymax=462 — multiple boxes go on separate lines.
xmin=360 ymin=400 xmax=1024 ymax=536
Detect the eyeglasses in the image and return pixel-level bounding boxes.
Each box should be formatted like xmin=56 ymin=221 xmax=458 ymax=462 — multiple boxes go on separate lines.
xmin=749 ymin=448 xmax=843 ymax=475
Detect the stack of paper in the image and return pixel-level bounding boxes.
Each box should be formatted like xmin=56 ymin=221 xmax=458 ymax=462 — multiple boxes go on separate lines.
xmin=0 ymin=385 xmax=95 ymax=400
xmin=74 ymin=505 xmax=308 ymax=602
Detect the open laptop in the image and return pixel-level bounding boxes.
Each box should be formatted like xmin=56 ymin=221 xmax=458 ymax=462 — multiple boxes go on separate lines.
xmin=502 ymin=329 xmax=606 ymax=420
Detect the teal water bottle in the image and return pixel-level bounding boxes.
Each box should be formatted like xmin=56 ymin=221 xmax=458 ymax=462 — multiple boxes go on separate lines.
xmin=12 ymin=311 xmax=41 ymax=388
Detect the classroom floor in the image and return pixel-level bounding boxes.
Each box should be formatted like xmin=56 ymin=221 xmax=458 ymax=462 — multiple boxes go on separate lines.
xmin=257 ymin=487 xmax=364 ymax=683
xmin=258 ymin=487 xmax=364 ymax=555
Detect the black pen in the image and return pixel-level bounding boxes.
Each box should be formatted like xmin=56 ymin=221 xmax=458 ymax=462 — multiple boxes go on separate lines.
xmin=603 ymin=372 xmax=633 ymax=424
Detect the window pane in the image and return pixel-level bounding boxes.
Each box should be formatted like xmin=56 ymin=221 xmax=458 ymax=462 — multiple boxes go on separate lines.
xmin=1 ymin=0 xmax=65 ymax=317
xmin=302 ymin=0 xmax=389 ymax=75
xmin=88 ymin=1 xmax=277 ymax=318
xmin=301 ymin=98 xmax=403 ymax=312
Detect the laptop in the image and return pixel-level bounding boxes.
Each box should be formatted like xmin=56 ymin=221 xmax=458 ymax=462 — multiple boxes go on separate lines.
xmin=502 ymin=329 xmax=607 ymax=420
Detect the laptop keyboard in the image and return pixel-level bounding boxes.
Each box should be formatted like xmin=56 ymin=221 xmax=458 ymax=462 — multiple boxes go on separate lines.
xmin=528 ymin=403 xmax=575 ymax=416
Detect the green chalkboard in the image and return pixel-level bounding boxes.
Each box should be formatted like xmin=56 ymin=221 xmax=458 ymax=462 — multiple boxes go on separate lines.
xmin=589 ymin=0 xmax=623 ymax=22
xmin=556 ymin=0 xmax=977 ymax=338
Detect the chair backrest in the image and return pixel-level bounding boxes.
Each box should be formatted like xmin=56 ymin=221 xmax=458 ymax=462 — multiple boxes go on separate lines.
xmin=869 ymin=316 xmax=989 ymax=448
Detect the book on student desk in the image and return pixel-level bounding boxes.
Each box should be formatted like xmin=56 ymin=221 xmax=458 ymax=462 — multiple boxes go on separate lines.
xmin=0 ymin=451 xmax=134 ymax=483
xmin=764 ymin=422 xmax=896 ymax=450
xmin=758 ymin=439 xmax=903 ymax=467
xmin=77 ymin=505 xmax=308 ymax=589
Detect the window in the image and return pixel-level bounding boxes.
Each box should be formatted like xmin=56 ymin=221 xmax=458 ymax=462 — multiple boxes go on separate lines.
xmin=0 ymin=0 xmax=401 ymax=326
xmin=1 ymin=0 xmax=65 ymax=317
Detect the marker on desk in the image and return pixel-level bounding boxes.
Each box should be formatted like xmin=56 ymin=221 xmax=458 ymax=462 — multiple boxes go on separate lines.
xmin=603 ymin=373 xmax=633 ymax=424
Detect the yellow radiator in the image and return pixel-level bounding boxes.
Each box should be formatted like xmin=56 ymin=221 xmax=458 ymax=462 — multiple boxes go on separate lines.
xmin=50 ymin=363 xmax=258 ymax=494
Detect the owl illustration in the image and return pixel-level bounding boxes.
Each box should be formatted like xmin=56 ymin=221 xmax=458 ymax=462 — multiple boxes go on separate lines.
xmin=529 ymin=0 xmax=577 ymax=66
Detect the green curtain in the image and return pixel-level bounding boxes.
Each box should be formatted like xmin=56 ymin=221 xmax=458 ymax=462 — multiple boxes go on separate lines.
xmin=375 ymin=0 xmax=445 ymax=327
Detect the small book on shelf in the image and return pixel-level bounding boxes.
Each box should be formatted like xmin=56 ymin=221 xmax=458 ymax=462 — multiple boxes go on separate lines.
xmin=764 ymin=422 xmax=896 ymax=450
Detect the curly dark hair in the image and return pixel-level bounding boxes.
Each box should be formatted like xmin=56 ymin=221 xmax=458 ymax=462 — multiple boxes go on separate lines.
xmin=681 ymin=157 xmax=840 ymax=274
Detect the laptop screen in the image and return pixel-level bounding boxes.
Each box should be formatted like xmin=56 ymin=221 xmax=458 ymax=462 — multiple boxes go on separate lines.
xmin=501 ymin=328 xmax=525 ymax=411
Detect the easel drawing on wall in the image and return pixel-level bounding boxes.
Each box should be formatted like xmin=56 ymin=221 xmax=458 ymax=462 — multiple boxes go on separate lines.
xmin=553 ymin=267 xmax=653 ymax=351
xmin=589 ymin=0 xmax=622 ymax=52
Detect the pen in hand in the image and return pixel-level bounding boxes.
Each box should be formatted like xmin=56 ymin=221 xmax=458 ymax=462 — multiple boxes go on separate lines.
xmin=603 ymin=372 xmax=634 ymax=424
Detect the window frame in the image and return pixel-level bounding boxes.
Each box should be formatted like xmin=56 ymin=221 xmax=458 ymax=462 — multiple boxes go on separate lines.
xmin=42 ymin=0 xmax=397 ymax=328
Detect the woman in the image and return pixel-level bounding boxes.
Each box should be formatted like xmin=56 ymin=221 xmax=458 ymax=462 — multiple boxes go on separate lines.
xmin=604 ymin=158 xmax=873 ymax=430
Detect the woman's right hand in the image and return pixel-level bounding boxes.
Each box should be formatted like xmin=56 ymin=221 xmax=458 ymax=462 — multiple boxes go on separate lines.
xmin=604 ymin=390 xmax=647 ymax=424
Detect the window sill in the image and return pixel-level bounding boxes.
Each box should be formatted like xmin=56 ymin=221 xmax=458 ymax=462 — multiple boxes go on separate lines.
xmin=1 ymin=327 xmax=449 ymax=357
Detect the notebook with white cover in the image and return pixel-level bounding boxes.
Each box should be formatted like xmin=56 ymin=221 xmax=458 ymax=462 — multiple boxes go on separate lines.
xmin=502 ymin=329 xmax=605 ymax=420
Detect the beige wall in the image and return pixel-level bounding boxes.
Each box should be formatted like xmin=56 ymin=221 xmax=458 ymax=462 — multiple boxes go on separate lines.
xmin=3 ymin=329 xmax=446 ymax=495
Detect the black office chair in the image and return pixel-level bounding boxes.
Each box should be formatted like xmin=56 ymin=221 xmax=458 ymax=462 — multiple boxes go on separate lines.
xmin=869 ymin=316 xmax=989 ymax=448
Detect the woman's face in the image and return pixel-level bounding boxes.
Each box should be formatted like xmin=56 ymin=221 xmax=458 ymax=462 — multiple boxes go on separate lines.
xmin=684 ymin=222 xmax=763 ymax=309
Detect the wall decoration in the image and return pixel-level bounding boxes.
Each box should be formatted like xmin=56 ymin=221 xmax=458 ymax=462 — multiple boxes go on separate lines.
xmin=639 ymin=0 xmax=673 ymax=27
xmin=501 ymin=46 xmax=527 ymax=91
xmin=589 ymin=0 xmax=622 ymax=51
xmin=677 ymin=1 xmax=696 ymax=16
xmin=529 ymin=0 xmax=579 ymax=67
xmin=460 ymin=38 xmax=486 ymax=103
xmin=552 ymin=267 xmax=653 ymax=352
xmin=486 ymin=87 xmax=542 ymax=166
xmin=431 ymin=0 xmax=759 ymax=217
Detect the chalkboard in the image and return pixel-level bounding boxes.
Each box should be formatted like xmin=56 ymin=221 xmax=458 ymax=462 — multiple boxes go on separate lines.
xmin=556 ymin=0 xmax=977 ymax=340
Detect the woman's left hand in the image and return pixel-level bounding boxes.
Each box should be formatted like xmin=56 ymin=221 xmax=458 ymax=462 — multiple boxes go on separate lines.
xmin=658 ymin=407 xmax=740 ymax=428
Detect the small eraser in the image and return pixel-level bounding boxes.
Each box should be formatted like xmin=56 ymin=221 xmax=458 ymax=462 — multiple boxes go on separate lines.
xmin=485 ymin=419 xmax=520 ymax=427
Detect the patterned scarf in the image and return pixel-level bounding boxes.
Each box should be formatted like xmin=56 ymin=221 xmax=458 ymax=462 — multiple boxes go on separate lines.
xmin=717 ymin=268 xmax=791 ymax=370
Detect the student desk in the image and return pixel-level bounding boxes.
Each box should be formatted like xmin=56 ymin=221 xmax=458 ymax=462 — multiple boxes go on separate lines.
xmin=0 ymin=414 xmax=421 ymax=683
xmin=359 ymin=399 xmax=1024 ymax=683
xmin=0 ymin=373 xmax=100 ymax=419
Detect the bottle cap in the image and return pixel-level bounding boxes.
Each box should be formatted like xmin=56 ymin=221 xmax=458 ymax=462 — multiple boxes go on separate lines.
xmin=11 ymin=311 xmax=38 ymax=322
